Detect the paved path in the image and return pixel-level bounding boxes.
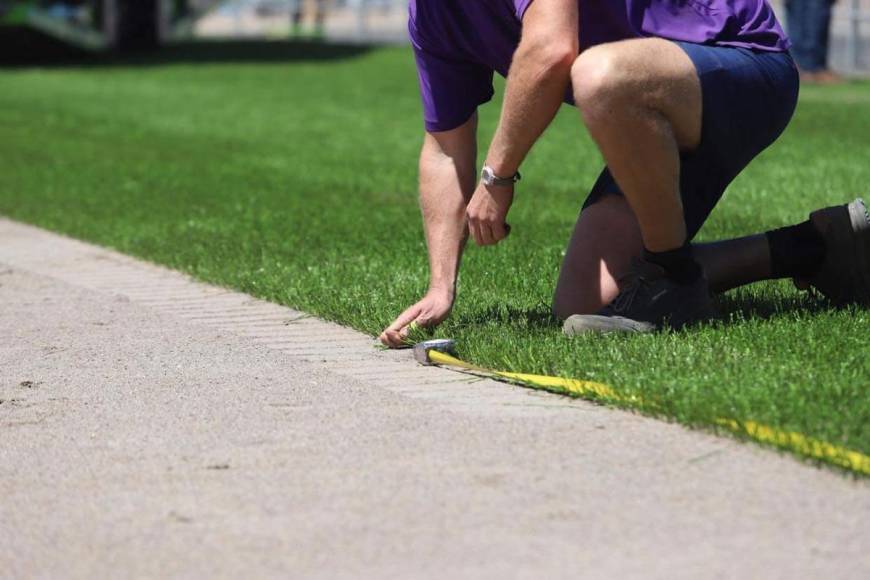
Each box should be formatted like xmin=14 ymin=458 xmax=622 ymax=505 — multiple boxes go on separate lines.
xmin=0 ymin=218 xmax=868 ymax=579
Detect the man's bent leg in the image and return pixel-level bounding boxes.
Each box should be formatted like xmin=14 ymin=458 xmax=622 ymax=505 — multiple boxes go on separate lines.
xmin=559 ymin=40 xmax=819 ymax=330
xmin=572 ymin=39 xmax=701 ymax=253
xmin=553 ymin=195 xmax=772 ymax=319
xmin=554 ymin=195 xmax=869 ymax=319
xmin=561 ymin=39 xmax=711 ymax=331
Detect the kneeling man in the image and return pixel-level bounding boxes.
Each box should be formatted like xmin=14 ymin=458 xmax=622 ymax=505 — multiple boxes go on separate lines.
xmin=381 ymin=0 xmax=869 ymax=346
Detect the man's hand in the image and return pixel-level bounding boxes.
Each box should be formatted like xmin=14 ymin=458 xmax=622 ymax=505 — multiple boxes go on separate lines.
xmin=379 ymin=288 xmax=454 ymax=348
xmin=381 ymin=116 xmax=476 ymax=350
xmin=466 ymin=182 xmax=514 ymax=246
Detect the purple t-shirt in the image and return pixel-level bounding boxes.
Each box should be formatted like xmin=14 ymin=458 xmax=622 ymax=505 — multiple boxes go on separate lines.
xmin=410 ymin=0 xmax=789 ymax=132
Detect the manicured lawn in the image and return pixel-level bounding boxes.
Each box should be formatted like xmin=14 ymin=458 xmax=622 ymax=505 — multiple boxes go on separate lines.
xmin=0 ymin=3 xmax=33 ymax=26
xmin=1 ymin=38 xmax=868 ymax=471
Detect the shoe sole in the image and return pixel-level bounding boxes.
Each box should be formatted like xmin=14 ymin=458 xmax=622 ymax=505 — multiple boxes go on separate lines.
xmin=562 ymin=315 xmax=655 ymax=336
xmin=562 ymin=300 xmax=715 ymax=336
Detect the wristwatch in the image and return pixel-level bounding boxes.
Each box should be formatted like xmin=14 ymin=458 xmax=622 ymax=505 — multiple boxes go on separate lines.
xmin=481 ymin=165 xmax=521 ymax=187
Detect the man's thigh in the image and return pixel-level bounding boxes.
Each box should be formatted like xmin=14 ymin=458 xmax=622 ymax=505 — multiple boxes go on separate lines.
xmin=555 ymin=42 xmax=799 ymax=317
xmin=580 ymin=41 xmax=799 ymax=241
xmin=574 ymin=37 xmax=703 ymax=152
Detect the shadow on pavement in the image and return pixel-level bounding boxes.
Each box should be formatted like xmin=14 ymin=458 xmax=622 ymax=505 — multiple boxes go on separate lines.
xmin=0 ymin=25 xmax=374 ymax=68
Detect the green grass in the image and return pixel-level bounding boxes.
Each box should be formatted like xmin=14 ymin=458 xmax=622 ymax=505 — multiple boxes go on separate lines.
xmin=1 ymin=3 xmax=34 ymax=26
xmin=1 ymin=40 xmax=868 ymax=471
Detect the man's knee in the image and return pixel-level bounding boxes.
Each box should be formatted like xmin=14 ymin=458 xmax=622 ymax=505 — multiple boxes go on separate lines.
xmin=571 ymin=46 xmax=631 ymax=122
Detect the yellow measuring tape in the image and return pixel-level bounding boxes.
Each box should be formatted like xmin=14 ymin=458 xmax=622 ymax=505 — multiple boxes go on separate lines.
xmin=428 ymin=350 xmax=870 ymax=476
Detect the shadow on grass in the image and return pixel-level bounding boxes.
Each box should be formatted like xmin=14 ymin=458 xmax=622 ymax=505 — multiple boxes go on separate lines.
xmin=453 ymin=291 xmax=851 ymax=334
xmin=453 ymin=303 xmax=559 ymax=331
xmin=711 ymin=290 xmax=840 ymax=324
xmin=0 ymin=25 xmax=373 ymax=68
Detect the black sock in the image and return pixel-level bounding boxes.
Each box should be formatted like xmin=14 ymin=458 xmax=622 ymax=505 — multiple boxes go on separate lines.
xmin=643 ymin=244 xmax=703 ymax=285
xmin=765 ymin=220 xmax=826 ymax=278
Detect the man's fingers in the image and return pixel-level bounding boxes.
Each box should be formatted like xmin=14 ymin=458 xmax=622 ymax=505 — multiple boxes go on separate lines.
xmin=468 ymin=214 xmax=511 ymax=246
xmin=491 ymin=221 xmax=507 ymax=242
xmin=467 ymin=216 xmax=481 ymax=246
xmin=380 ymin=329 xmax=400 ymax=347
xmin=483 ymin=222 xmax=500 ymax=245
xmin=381 ymin=327 xmax=411 ymax=347
xmin=385 ymin=325 xmax=412 ymax=345
xmin=387 ymin=328 xmax=410 ymax=345
xmin=387 ymin=305 xmax=422 ymax=333
xmin=473 ymin=221 xmax=493 ymax=246
xmin=380 ymin=304 xmax=424 ymax=347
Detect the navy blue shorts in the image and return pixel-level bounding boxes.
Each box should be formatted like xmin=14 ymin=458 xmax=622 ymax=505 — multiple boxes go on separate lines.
xmin=583 ymin=41 xmax=800 ymax=240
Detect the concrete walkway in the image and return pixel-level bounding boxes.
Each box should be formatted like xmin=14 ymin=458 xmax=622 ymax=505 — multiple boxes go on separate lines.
xmin=0 ymin=218 xmax=867 ymax=579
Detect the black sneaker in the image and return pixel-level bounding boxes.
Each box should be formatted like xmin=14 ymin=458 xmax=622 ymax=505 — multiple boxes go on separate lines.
xmin=795 ymin=198 xmax=870 ymax=306
xmin=563 ymin=258 xmax=714 ymax=335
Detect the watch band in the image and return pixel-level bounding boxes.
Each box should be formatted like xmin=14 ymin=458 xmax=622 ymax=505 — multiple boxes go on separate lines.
xmin=481 ymin=165 xmax=521 ymax=187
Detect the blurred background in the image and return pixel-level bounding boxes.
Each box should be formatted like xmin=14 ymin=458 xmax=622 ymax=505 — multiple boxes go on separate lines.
xmin=0 ymin=0 xmax=406 ymax=53
xmin=0 ymin=0 xmax=867 ymax=71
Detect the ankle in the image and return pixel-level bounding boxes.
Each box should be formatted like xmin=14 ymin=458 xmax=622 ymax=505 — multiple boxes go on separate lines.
xmin=643 ymin=243 xmax=703 ymax=285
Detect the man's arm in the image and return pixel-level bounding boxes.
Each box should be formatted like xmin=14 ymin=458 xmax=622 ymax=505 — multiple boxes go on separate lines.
xmin=379 ymin=114 xmax=478 ymax=347
xmin=466 ymin=0 xmax=579 ymax=246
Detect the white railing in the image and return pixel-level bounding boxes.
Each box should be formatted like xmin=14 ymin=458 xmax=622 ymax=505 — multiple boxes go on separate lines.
xmin=844 ymin=0 xmax=870 ymax=71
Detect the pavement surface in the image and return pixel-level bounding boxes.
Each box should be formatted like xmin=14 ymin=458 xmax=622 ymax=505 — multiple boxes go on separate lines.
xmin=1 ymin=218 xmax=868 ymax=579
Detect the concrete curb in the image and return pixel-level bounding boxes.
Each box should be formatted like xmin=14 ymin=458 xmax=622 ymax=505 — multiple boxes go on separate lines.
xmin=0 ymin=218 xmax=588 ymax=417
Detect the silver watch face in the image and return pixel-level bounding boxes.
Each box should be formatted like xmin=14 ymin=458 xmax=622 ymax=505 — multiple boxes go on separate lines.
xmin=481 ymin=166 xmax=495 ymax=185
xmin=481 ymin=165 xmax=518 ymax=187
